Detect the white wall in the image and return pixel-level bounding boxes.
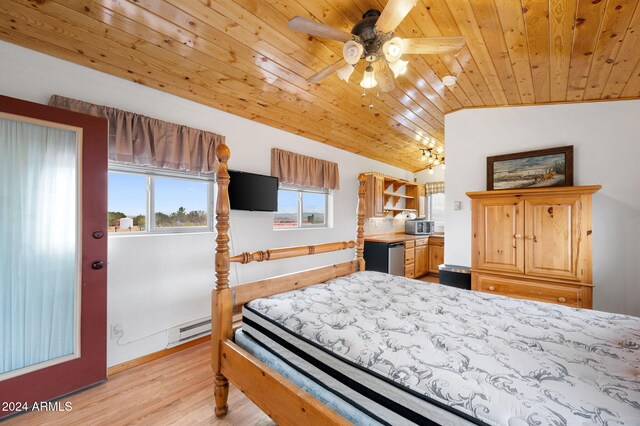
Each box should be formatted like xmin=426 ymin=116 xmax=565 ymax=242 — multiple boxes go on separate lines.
xmin=445 ymin=101 xmax=640 ymax=316
xmin=415 ymin=166 xmax=445 ymax=183
xmin=0 ymin=41 xmax=413 ymax=366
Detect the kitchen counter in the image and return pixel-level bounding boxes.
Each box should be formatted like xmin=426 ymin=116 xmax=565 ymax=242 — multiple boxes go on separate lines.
xmin=364 ymin=233 xmax=444 ymax=243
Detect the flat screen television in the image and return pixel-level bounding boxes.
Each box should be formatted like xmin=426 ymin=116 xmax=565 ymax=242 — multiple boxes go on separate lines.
xmin=228 ymin=170 xmax=279 ymax=212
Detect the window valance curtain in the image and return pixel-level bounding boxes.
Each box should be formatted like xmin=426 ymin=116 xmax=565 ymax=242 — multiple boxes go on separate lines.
xmin=426 ymin=181 xmax=445 ymax=195
xmin=48 ymin=95 xmax=225 ymax=173
xmin=271 ymin=148 xmax=340 ymax=190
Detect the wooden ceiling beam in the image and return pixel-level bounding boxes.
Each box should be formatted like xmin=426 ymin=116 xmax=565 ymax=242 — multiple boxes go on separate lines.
xmin=161 ymin=0 xmax=444 ymax=142
xmin=566 ymin=0 xmax=608 ymax=101
xmin=0 ymin=6 xmax=417 ymax=168
xmin=445 ymin=0 xmax=509 ymax=105
xmin=0 ymin=0 xmax=638 ymax=171
xmin=521 ymin=0 xmax=551 ymax=103
xmin=599 ymin=1 xmax=640 ymax=99
xmin=548 ymin=0 xmax=578 ymax=102
xmin=493 ymin=0 xmax=536 ymax=104
xmin=75 ymin=0 xmax=439 ymax=149
xmin=584 ymin=0 xmax=640 ymax=100
xmin=420 ymin=0 xmax=498 ymax=106
xmin=468 ymin=0 xmax=523 ymax=104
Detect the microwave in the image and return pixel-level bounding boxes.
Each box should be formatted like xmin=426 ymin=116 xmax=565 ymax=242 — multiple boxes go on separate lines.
xmin=405 ymin=219 xmax=434 ymax=235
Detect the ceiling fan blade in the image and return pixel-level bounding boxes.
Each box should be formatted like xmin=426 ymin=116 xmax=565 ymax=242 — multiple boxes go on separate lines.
xmin=402 ymin=37 xmax=466 ymax=55
xmin=375 ymin=0 xmax=418 ymax=34
xmin=288 ymin=16 xmax=353 ymax=42
xmin=372 ymin=60 xmax=395 ymax=93
xmin=307 ymin=59 xmax=346 ymax=84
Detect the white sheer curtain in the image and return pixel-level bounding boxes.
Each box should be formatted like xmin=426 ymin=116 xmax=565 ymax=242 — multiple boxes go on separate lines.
xmin=0 ymin=117 xmax=78 ymax=376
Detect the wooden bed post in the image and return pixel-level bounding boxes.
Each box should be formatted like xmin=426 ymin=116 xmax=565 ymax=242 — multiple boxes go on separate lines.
xmin=212 ymin=144 xmax=232 ymax=417
xmin=356 ymin=173 xmax=366 ymax=271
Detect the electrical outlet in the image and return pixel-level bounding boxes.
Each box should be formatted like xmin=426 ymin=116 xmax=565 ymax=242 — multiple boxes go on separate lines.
xmin=110 ymin=324 xmax=124 ymax=340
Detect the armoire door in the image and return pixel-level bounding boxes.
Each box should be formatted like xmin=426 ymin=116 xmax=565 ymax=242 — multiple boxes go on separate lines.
xmin=0 ymin=95 xmax=108 ymax=418
xmin=474 ymin=197 xmax=525 ymax=274
xmin=524 ymin=197 xmax=581 ymax=281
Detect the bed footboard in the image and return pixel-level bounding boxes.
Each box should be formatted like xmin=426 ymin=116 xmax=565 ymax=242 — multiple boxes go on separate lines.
xmin=221 ymin=340 xmax=349 ymax=425
xmin=212 ymin=144 xmax=367 ymax=421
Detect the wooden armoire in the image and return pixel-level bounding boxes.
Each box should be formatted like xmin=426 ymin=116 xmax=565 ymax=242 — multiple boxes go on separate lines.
xmin=467 ymin=185 xmax=601 ymax=308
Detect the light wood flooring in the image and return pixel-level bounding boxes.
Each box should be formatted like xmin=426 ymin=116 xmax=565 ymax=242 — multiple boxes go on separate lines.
xmin=4 ymin=344 xmax=272 ymax=426
xmin=419 ymin=274 xmax=440 ymax=283
xmin=6 ymin=275 xmax=441 ymax=425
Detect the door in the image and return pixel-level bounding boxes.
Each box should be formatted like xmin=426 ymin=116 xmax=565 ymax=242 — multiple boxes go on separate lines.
xmin=475 ymin=197 xmax=525 ymax=274
xmin=524 ymin=197 xmax=581 ymax=281
xmin=417 ymin=185 xmax=426 ymax=217
xmin=0 ymin=95 xmax=108 ymax=417
xmin=415 ymin=246 xmax=428 ymax=277
xmin=373 ymin=176 xmax=384 ymax=217
xmin=428 ymin=245 xmax=444 ymax=275
xmin=365 ymin=175 xmax=385 ymax=217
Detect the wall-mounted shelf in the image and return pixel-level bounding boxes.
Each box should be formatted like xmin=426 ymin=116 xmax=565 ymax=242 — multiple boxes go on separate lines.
xmin=362 ymin=172 xmax=424 ymax=219
xmin=384 ymin=208 xmax=417 ymax=214
xmin=384 ymin=192 xmax=415 ymax=208
xmin=384 ymin=192 xmax=413 ymax=199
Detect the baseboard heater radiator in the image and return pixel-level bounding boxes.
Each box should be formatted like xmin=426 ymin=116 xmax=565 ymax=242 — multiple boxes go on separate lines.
xmin=167 ymin=316 xmax=211 ymax=348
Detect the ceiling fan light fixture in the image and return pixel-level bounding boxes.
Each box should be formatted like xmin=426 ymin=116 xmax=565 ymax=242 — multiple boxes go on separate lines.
xmin=343 ymin=40 xmax=364 ymax=65
xmin=337 ymin=63 xmax=355 ymax=82
xmin=383 ymin=37 xmax=404 ymax=63
xmin=360 ymin=65 xmax=377 ymax=89
xmin=442 ymin=75 xmax=457 ymax=86
xmin=389 ymin=59 xmax=409 ymax=78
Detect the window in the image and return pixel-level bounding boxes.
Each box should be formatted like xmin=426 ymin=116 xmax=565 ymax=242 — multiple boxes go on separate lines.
xmin=108 ymin=164 xmax=214 ymax=234
xmin=427 ymin=193 xmax=445 ymax=227
xmin=274 ymin=186 xmax=329 ymax=229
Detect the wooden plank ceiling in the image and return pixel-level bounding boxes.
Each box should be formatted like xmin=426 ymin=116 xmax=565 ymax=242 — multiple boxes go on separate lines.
xmin=1 ymin=0 xmax=639 ymax=171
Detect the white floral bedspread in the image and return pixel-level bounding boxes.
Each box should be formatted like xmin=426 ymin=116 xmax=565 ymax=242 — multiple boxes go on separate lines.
xmin=246 ymin=271 xmax=640 ymax=425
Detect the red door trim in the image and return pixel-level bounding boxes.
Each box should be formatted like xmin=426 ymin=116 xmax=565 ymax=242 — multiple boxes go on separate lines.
xmin=0 ymin=95 xmax=108 ymax=416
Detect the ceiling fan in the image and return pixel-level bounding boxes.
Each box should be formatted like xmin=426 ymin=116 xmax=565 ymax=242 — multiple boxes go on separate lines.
xmin=288 ymin=0 xmax=466 ymax=94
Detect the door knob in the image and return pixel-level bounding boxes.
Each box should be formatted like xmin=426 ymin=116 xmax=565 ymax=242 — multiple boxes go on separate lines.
xmin=92 ymin=231 xmax=104 ymax=239
xmin=91 ymin=260 xmax=104 ymax=270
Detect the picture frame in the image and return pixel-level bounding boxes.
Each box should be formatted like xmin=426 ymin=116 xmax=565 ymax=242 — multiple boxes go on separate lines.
xmin=487 ymin=146 xmax=574 ymax=190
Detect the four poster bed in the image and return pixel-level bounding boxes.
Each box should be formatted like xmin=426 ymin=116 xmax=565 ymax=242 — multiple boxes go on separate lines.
xmin=211 ymin=145 xmax=640 ymax=425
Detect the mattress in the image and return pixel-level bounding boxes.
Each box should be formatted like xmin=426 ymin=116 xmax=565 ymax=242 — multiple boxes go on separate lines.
xmin=239 ymin=271 xmax=640 ymax=426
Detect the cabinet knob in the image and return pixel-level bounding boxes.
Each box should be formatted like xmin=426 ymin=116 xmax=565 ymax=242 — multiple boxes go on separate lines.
xmin=488 ymin=285 xmax=495 ymax=291
xmin=558 ymin=297 xmax=566 ymax=303
xmin=513 ymin=234 xmax=522 ymax=239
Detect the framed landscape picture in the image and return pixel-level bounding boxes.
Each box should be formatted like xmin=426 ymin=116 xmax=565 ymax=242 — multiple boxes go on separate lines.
xmin=487 ymin=146 xmax=574 ymax=190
